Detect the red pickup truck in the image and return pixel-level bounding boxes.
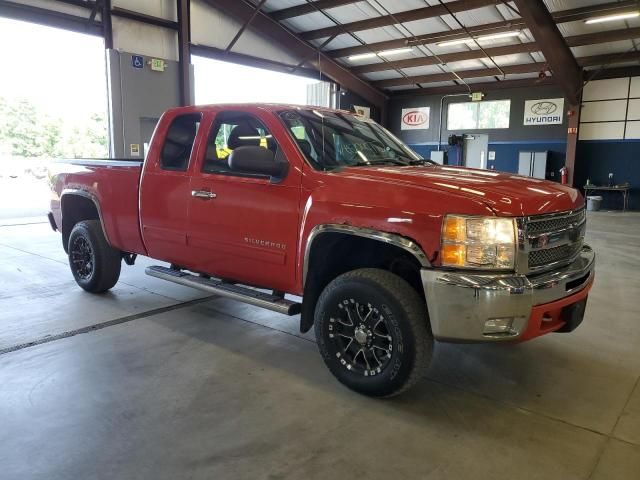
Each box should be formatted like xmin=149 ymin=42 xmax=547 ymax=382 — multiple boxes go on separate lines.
xmin=48 ymin=104 xmax=595 ymax=397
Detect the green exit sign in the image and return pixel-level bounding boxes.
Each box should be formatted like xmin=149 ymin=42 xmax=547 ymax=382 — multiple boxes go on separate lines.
xmin=471 ymin=92 xmax=484 ymax=101
xmin=150 ymin=58 xmax=166 ymax=72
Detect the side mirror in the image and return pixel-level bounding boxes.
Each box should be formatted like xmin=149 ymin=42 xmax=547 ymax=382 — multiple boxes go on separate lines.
xmin=228 ymin=146 xmax=286 ymax=178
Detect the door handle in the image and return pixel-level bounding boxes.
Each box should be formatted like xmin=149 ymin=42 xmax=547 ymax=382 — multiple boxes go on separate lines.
xmin=191 ymin=190 xmax=216 ymax=200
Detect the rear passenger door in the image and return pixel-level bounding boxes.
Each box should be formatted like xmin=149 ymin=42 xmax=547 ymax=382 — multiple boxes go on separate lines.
xmin=186 ymin=110 xmax=302 ymax=292
xmin=140 ymin=112 xmax=203 ymax=266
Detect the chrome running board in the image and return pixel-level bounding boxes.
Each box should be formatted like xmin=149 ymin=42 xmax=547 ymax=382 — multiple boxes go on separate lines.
xmin=145 ymin=265 xmax=301 ymax=316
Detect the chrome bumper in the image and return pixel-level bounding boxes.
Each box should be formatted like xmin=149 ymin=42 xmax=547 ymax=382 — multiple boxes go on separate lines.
xmin=421 ymin=245 xmax=595 ymax=342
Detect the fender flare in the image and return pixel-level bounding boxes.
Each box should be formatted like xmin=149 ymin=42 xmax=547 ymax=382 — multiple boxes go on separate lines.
xmin=302 ymin=224 xmax=431 ymax=288
xmin=60 ymin=188 xmax=111 ymax=247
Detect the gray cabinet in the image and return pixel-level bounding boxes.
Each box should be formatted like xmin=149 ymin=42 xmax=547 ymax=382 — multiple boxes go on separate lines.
xmin=518 ymin=151 xmax=548 ymax=179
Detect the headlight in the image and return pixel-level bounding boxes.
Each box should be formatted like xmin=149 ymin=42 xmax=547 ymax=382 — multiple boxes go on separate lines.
xmin=441 ymin=215 xmax=516 ymax=269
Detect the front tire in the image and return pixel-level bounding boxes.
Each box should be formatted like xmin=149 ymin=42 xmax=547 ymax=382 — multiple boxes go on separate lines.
xmin=314 ymin=268 xmax=433 ymax=397
xmin=68 ymin=220 xmax=121 ymax=293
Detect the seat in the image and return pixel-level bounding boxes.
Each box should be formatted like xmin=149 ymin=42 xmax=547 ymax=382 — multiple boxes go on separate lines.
xmin=227 ymin=124 xmax=262 ymax=149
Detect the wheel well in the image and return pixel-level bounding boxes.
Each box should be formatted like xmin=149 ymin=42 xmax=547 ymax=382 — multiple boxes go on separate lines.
xmin=300 ymin=232 xmax=425 ymax=333
xmin=61 ymin=195 xmax=101 ymax=252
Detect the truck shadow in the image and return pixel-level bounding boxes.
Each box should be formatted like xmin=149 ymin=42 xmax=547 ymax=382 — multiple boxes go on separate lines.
xmin=147 ymin=297 xmax=623 ymax=436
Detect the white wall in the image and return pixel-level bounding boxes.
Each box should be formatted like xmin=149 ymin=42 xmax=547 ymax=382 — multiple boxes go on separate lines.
xmin=579 ymin=76 xmax=640 ymax=140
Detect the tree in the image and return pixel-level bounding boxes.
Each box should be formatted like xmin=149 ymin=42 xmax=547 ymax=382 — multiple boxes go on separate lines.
xmin=0 ymin=96 xmax=107 ymax=159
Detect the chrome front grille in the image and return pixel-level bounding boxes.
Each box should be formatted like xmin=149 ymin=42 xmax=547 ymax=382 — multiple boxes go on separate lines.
xmin=528 ymin=242 xmax=583 ymax=269
xmin=517 ymin=208 xmax=586 ymax=274
xmin=526 ymin=209 xmax=585 ymax=235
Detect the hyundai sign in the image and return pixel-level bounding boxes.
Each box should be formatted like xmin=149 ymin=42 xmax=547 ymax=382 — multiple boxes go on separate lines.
xmin=524 ymin=98 xmax=564 ymax=125
xmin=401 ymin=107 xmax=430 ymax=130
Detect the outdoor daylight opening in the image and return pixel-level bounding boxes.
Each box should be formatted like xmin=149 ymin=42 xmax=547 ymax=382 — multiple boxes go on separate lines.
xmin=192 ymin=56 xmax=333 ymax=108
xmin=0 ymin=18 xmax=108 ymax=222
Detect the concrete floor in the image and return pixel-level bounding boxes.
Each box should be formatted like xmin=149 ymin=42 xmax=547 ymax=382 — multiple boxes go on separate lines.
xmin=0 ymin=212 xmax=639 ymax=480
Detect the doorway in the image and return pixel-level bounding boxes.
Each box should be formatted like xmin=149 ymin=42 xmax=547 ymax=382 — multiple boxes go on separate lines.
xmin=464 ymin=134 xmax=489 ymax=169
xmin=0 ymin=18 xmax=108 ymax=223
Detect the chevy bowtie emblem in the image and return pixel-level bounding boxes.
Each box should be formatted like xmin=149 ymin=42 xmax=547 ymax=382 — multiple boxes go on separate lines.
xmin=537 ymin=234 xmax=549 ymax=247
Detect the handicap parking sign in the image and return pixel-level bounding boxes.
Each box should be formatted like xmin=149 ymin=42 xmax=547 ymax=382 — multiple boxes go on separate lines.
xmin=132 ymin=55 xmax=144 ymax=69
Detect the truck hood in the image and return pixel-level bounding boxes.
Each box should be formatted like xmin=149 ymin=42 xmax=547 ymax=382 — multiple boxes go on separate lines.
xmin=339 ymin=165 xmax=583 ymax=216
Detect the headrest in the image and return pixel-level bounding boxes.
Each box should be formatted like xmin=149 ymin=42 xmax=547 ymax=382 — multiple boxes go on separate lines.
xmin=166 ymin=121 xmax=196 ymax=145
xmin=227 ymin=123 xmax=261 ymax=149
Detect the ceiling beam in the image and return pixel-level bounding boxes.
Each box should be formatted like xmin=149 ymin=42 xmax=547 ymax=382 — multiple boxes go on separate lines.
xmin=578 ymin=51 xmax=640 ymax=68
xmin=111 ymin=6 xmax=178 ymax=30
xmin=270 ymin=0 xmax=361 ymax=21
xmin=325 ymin=0 xmax=639 ymax=58
xmin=391 ymin=77 xmax=556 ymax=97
xmin=512 ymin=0 xmax=581 ymax=104
xmin=202 ymin=0 xmax=386 ymax=108
xmin=552 ymin=0 xmax=640 ymax=23
xmin=0 ymin=0 xmax=102 ymax=36
xmin=565 ymin=26 xmax=640 ymax=47
xmin=328 ymin=20 xmax=521 ymax=58
xmin=584 ymin=65 xmax=640 ymax=81
xmin=373 ymin=50 xmax=640 ymax=89
xmin=191 ymin=43 xmax=323 ymax=79
xmin=352 ymin=43 xmax=539 ymax=74
xmin=300 ymin=0 xmax=502 ymax=40
xmin=373 ymin=63 xmax=546 ymax=89
xmin=351 ymin=26 xmax=640 ymax=75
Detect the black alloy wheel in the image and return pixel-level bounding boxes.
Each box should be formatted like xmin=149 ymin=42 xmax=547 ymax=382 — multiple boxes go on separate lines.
xmin=315 ymin=268 xmax=433 ymax=397
xmin=70 ymin=236 xmax=94 ymax=280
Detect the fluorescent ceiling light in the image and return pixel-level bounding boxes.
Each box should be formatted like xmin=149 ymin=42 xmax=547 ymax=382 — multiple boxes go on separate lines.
xmin=378 ymin=47 xmax=413 ymax=57
xmin=348 ymin=47 xmax=413 ymax=61
xmin=347 ymin=52 xmax=377 ymax=61
xmin=437 ymin=31 xmax=522 ymax=47
xmin=585 ymin=11 xmax=639 ymax=24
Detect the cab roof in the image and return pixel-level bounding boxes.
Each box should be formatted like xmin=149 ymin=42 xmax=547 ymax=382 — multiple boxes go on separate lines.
xmin=166 ymin=103 xmax=356 ymax=116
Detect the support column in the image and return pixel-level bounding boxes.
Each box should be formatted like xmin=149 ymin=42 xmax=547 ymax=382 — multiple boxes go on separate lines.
xmin=102 ymin=0 xmax=113 ymax=49
xmin=565 ymin=98 xmax=582 ymax=186
xmin=177 ymin=0 xmax=192 ymax=106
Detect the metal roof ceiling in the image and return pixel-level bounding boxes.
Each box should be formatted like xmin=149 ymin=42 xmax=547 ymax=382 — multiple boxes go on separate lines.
xmin=258 ymin=0 xmax=640 ymax=96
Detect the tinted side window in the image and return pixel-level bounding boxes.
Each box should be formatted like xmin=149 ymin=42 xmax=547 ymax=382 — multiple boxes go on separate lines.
xmin=202 ymin=112 xmax=277 ymax=174
xmin=160 ymin=113 xmax=202 ymax=171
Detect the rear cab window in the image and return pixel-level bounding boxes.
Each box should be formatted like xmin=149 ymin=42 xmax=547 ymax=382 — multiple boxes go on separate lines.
xmin=160 ymin=113 xmax=202 ymax=171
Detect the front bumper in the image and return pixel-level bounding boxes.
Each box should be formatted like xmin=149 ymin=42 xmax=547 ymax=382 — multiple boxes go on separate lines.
xmin=421 ymin=245 xmax=595 ymax=342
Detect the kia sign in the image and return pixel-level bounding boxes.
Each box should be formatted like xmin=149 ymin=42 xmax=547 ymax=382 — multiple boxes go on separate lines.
xmin=524 ymin=98 xmax=564 ymax=125
xmin=401 ymin=107 xmax=430 ymax=130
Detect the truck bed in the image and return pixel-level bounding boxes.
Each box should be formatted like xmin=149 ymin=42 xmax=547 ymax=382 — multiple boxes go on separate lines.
xmin=49 ymin=158 xmax=146 ymax=255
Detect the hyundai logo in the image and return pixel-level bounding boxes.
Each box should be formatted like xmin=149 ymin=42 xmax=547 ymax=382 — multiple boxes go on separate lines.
xmin=531 ymin=101 xmax=558 ymax=115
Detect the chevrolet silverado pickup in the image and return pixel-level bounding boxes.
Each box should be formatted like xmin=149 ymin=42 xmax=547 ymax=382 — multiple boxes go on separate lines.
xmin=48 ymin=104 xmax=595 ymax=397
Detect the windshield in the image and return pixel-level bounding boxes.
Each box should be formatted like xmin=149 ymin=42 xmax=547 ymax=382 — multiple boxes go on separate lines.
xmin=278 ymin=109 xmax=432 ymax=170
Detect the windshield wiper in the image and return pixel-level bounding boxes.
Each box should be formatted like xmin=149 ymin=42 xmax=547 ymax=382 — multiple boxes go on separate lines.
xmin=353 ymin=159 xmax=409 ymax=167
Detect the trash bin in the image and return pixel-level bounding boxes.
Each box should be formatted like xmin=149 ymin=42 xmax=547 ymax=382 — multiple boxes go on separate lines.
xmin=587 ymin=196 xmax=603 ymax=211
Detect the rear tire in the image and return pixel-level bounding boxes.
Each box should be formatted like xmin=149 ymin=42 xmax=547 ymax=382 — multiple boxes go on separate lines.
xmin=68 ymin=220 xmax=121 ymax=293
xmin=314 ymin=268 xmax=432 ymax=397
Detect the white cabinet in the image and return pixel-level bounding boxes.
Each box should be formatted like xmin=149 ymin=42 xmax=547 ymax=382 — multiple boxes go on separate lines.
xmin=518 ymin=151 xmax=548 ymax=179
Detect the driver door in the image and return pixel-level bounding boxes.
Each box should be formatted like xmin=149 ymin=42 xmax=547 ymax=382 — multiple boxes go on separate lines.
xmin=185 ymin=110 xmax=302 ymax=292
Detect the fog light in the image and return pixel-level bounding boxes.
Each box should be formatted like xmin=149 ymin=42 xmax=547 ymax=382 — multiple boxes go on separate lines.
xmin=483 ymin=318 xmax=514 ymax=335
